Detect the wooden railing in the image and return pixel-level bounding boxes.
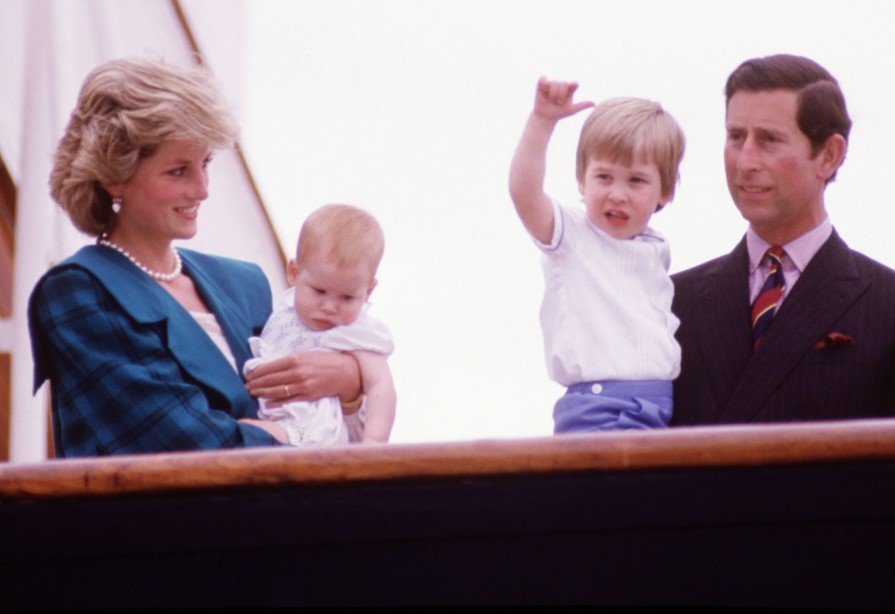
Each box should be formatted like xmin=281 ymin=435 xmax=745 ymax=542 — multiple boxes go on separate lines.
xmin=2 ymin=419 xmax=894 ymax=499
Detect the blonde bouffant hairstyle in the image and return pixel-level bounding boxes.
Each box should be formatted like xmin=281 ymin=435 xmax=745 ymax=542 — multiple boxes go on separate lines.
xmin=50 ymin=57 xmax=238 ymax=236
xmin=576 ymin=97 xmax=685 ymax=204
xmin=297 ymin=204 xmax=385 ymax=279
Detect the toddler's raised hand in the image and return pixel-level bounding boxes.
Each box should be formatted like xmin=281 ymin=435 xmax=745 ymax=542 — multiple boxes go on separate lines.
xmin=533 ymin=76 xmax=594 ymax=120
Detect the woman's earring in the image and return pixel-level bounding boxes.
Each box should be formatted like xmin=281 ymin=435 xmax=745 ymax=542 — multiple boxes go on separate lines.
xmin=112 ymin=196 xmax=122 ymax=214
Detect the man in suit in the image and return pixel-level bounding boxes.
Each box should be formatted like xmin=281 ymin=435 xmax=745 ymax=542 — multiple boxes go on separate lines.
xmin=671 ymin=54 xmax=895 ymax=426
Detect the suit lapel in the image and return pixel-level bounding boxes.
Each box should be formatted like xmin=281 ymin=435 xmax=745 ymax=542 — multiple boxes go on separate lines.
xmin=688 ymin=240 xmax=754 ymax=417
xmin=723 ymin=231 xmax=868 ymax=422
xmin=71 ymin=246 xmax=251 ymax=408
xmin=180 ymin=251 xmax=254 ymax=373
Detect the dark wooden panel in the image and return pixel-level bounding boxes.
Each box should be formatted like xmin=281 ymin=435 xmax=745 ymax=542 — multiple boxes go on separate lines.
xmin=0 ymin=421 xmax=894 ymax=607
xmin=0 ymin=460 xmax=892 ymax=608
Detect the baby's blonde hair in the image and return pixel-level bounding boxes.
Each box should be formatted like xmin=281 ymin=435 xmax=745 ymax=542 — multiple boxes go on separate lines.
xmin=50 ymin=57 xmax=238 ymax=236
xmin=576 ymin=97 xmax=685 ymax=201
xmin=297 ymin=204 xmax=385 ymax=278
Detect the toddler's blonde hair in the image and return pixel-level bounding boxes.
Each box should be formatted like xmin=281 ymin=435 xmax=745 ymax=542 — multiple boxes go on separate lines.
xmin=576 ymin=97 xmax=685 ymax=201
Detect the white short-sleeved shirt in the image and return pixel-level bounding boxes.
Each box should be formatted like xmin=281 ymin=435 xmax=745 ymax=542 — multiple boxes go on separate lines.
xmin=537 ymin=200 xmax=680 ymax=386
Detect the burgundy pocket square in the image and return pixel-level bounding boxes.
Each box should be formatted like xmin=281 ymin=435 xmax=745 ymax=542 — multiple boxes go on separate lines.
xmin=812 ymin=332 xmax=855 ymax=350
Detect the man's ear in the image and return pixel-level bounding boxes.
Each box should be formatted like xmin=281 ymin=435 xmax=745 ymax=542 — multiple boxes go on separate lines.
xmin=816 ymin=133 xmax=847 ymax=181
xmin=286 ymin=259 xmax=299 ymax=285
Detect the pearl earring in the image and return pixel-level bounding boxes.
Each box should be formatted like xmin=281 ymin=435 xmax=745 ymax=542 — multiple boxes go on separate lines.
xmin=112 ymin=196 xmax=122 ymax=214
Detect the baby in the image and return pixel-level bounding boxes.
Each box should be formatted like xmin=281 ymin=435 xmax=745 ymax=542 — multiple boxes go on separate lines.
xmin=508 ymin=77 xmax=685 ymax=433
xmin=243 ymin=204 xmax=396 ymax=445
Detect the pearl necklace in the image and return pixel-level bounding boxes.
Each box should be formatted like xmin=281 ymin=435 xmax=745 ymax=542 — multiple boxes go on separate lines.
xmin=98 ymin=236 xmax=183 ymax=282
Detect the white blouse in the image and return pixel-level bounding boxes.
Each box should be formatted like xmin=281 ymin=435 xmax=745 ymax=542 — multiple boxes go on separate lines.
xmin=191 ymin=310 xmax=238 ymax=373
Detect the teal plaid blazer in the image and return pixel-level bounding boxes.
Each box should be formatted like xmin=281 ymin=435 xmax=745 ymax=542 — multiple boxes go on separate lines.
xmin=29 ymin=245 xmax=279 ymax=457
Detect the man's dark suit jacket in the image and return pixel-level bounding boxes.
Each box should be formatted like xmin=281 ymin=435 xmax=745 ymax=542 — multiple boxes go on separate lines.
xmin=671 ymin=230 xmax=895 ymax=425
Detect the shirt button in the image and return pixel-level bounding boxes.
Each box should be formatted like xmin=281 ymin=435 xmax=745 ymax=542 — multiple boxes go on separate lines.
xmin=591 ymin=383 xmax=603 ymax=395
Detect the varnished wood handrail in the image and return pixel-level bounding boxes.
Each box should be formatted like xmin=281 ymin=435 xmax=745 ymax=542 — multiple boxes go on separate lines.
xmin=1 ymin=419 xmax=894 ymax=500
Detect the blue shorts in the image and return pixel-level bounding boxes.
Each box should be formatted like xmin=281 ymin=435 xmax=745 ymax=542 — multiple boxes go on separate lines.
xmin=553 ymin=380 xmax=673 ymax=434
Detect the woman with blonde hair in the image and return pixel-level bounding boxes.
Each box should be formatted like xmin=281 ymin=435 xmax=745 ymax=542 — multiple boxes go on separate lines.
xmin=29 ymin=58 xmax=360 ymax=456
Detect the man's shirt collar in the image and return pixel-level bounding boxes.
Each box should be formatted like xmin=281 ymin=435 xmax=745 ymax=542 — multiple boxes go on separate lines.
xmin=747 ymin=217 xmax=833 ymax=274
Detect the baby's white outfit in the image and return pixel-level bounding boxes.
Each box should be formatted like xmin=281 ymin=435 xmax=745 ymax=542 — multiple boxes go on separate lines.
xmin=244 ymin=288 xmax=394 ymax=446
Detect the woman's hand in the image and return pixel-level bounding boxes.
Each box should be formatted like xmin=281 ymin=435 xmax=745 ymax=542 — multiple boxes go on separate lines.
xmin=245 ymin=351 xmax=362 ymax=406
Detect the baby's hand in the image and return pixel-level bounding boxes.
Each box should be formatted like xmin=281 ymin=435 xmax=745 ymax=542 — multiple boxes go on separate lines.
xmin=361 ymin=436 xmax=388 ymax=445
xmin=532 ymin=76 xmax=594 ymax=120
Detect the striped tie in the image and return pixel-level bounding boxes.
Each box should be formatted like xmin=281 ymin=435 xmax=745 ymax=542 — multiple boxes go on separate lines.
xmin=751 ymin=246 xmax=786 ymax=351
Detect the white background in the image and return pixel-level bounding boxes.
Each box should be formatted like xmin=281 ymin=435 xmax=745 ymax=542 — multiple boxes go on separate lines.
xmin=236 ymin=0 xmax=895 ymax=443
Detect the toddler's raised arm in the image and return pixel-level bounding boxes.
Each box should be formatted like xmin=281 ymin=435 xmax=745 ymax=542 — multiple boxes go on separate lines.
xmin=508 ymin=77 xmax=594 ymax=244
